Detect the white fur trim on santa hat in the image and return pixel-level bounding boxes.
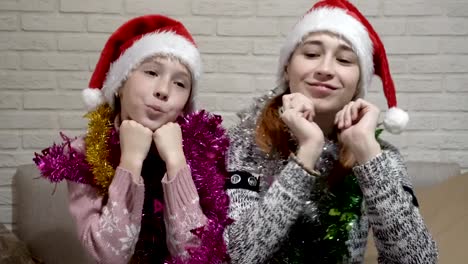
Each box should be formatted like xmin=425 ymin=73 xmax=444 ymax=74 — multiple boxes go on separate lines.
xmin=82 ymin=88 xmax=104 ymax=111
xmin=278 ymin=7 xmax=374 ymax=98
xmin=101 ymin=31 xmax=201 ymax=108
xmin=383 ymin=107 xmax=409 ymax=134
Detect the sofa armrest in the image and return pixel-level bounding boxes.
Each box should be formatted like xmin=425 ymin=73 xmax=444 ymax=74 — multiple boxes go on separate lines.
xmin=12 ymin=164 xmax=92 ymax=264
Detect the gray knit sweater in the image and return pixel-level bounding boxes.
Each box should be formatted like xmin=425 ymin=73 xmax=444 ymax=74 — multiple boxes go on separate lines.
xmin=223 ymin=94 xmax=438 ymax=264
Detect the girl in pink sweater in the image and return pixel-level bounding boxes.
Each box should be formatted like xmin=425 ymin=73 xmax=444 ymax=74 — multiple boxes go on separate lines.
xmin=34 ymin=15 xmax=230 ymax=264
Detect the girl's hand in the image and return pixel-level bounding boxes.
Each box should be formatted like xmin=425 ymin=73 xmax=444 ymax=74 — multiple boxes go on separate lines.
xmin=153 ymin=122 xmax=187 ymax=179
xmin=119 ymin=120 xmax=153 ymax=175
xmin=280 ymin=93 xmax=324 ymax=171
xmin=335 ymin=99 xmax=382 ymax=164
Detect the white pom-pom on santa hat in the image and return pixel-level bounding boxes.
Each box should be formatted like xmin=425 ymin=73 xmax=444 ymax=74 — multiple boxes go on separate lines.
xmin=277 ymin=0 xmax=410 ymax=134
xmin=384 ymin=107 xmax=409 ymax=134
xmin=82 ymin=88 xmax=104 ymax=111
xmin=83 ymin=15 xmax=201 ymax=112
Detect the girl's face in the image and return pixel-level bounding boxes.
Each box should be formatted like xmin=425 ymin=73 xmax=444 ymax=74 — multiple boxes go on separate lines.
xmin=118 ymin=55 xmax=192 ymax=131
xmin=285 ymin=31 xmax=360 ymax=115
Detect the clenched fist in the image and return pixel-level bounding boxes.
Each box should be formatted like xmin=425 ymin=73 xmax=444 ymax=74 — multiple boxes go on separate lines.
xmin=119 ymin=120 xmax=153 ymax=176
xmin=280 ymin=93 xmax=324 ymax=171
xmin=153 ymin=122 xmax=187 ymax=179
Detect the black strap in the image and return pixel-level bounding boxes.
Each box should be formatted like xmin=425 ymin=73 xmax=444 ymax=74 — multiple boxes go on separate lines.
xmin=403 ymin=185 xmax=419 ymax=207
xmin=226 ymin=171 xmax=260 ymax=192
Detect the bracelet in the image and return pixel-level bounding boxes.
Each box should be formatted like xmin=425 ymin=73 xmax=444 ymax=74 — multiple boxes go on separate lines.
xmin=289 ymin=154 xmax=321 ymax=177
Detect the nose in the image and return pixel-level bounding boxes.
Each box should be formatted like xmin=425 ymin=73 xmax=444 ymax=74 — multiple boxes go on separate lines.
xmin=153 ymin=80 xmax=169 ymax=101
xmin=315 ymin=56 xmax=335 ymax=79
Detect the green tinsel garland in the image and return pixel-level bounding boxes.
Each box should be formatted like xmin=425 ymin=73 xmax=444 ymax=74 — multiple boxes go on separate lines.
xmin=273 ymin=128 xmax=384 ymax=263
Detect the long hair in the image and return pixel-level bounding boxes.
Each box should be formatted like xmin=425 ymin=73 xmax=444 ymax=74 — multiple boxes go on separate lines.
xmin=255 ymin=88 xmax=296 ymax=159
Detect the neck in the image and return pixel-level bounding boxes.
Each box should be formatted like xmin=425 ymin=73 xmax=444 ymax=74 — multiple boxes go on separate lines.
xmin=141 ymin=147 xmax=166 ymax=182
xmin=315 ymin=112 xmax=338 ymax=138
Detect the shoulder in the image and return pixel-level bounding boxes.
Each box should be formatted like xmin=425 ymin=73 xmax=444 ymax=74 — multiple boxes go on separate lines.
xmin=180 ymin=110 xmax=229 ymax=159
xmin=377 ymin=138 xmax=406 ymax=165
xmin=374 ymin=138 xmax=413 ymax=187
xmin=227 ymin=94 xmax=269 ymax=148
xmin=226 ymin=112 xmax=269 ymax=175
xmin=225 ymin=92 xmax=281 ymax=174
xmin=180 ymin=110 xmax=225 ymax=134
xmin=378 ymin=138 xmax=400 ymax=153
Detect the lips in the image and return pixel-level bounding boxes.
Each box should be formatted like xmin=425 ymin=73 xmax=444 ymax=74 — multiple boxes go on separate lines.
xmin=305 ymin=82 xmax=339 ymax=98
xmin=146 ymin=104 xmax=164 ymax=113
xmin=306 ymin=82 xmax=338 ymax=90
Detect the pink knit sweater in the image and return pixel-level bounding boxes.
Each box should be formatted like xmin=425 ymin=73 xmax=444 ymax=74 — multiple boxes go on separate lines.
xmin=66 ymin=138 xmax=207 ymax=263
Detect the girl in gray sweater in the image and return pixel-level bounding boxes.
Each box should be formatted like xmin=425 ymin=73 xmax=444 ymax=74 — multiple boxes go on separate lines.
xmin=223 ymin=0 xmax=438 ymax=263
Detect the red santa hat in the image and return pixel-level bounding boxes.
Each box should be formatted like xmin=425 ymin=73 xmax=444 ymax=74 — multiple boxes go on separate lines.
xmin=83 ymin=14 xmax=201 ymax=113
xmin=278 ymin=0 xmax=409 ymax=134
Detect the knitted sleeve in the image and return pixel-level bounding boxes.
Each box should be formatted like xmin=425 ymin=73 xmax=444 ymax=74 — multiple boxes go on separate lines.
xmin=67 ymin=167 xmax=145 ymax=264
xmin=353 ymin=142 xmax=438 ymax=263
xmin=224 ymin=129 xmax=319 ymax=263
xmin=161 ymin=165 xmax=208 ymax=259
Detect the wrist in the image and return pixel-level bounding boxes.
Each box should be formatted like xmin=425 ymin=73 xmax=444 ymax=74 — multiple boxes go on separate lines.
xmin=290 ymin=154 xmax=321 ymax=177
xmin=296 ymin=145 xmax=322 ymax=171
xmin=119 ymin=156 xmax=144 ymax=177
xmin=166 ymin=155 xmax=186 ymax=169
xmin=165 ymin=151 xmax=187 ymax=180
xmin=351 ymin=138 xmax=381 ymax=164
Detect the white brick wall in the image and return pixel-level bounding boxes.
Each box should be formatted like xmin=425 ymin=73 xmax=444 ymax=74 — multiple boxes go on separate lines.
xmin=0 ymin=0 xmax=467 ymax=228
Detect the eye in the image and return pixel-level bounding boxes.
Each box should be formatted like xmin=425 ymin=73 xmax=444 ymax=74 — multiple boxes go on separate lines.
xmin=304 ymin=53 xmax=320 ymax=58
xmin=175 ymin=81 xmax=186 ymax=88
xmin=337 ymin=58 xmax=351 ymax=64
xmin=145 ymin=71 xmax=158 ymax=77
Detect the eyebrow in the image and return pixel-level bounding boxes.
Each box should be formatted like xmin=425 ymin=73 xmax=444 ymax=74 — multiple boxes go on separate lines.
xmin=174 ymin=71 xmax=190 ymax=81
xmin=141 ymin=59 xmax=190 ymax=79
xmin=302 ymin=40 xmax=354 ymax=52
xmin=141 ymin=59 xmax=163 ymax=67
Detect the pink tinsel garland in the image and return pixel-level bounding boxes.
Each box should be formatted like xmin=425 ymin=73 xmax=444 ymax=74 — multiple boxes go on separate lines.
xmin=33 ymin=132 xmax=94 ymax=184
xmin=171 ymin=110 xmax=232 ymax=264
xmin=33 ymin=110 xmax=231 ymax=263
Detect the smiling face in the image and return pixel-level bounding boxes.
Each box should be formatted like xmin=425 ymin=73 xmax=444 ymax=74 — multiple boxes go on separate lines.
xmin=118 ymin=55 xmax=192 ymax=131
xmin=285 ymin=31 xmax=361 ymax=115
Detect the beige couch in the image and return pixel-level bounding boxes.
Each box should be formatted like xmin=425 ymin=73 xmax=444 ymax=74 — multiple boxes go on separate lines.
xmin=12 ymin=165 xmax=93 ymax=264
xmin=9 ymin=162 xmax=467 ymax=263
xmin=364 ymin=169 xmax=468 ymax=263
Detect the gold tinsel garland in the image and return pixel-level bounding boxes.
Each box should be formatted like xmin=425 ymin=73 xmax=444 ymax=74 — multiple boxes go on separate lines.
xmin=84 ymin=104 xmax=115 ymax=194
